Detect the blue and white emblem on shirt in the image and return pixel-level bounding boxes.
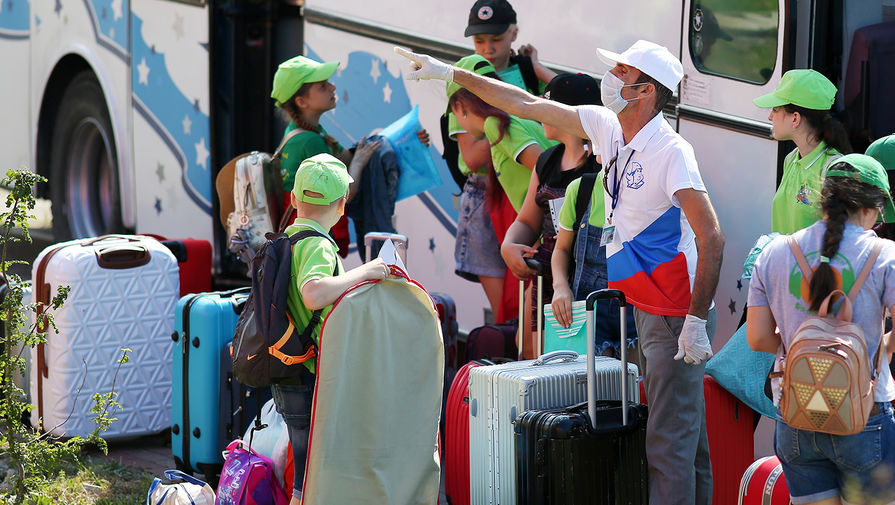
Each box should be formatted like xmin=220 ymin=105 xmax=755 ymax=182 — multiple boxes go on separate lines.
xmin=626 ymin=162 xmax=644 ymax=189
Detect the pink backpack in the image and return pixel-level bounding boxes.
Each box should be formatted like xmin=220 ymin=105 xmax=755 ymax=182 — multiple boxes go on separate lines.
xmin=216 ymin=440 xmax=288 ymax=505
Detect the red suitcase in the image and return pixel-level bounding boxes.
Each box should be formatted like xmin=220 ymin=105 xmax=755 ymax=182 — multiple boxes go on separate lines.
xmin=444 ymin=360 xmax=492 ymax=505
xmin=738 ymin=456 xmax=792 ymax=505
xmin=705 ymin=375 xmax=755 ymax=505
xmin=160 ymin=238 xmax=212 ymax=296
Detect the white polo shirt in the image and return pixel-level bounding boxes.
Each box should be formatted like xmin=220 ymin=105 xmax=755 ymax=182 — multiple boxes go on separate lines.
xmin=578 ymin=106 xmax=706 ymax=316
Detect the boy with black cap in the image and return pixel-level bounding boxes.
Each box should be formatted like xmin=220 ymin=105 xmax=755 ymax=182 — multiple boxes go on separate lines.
xmin=464 ymin=0 xmax=553 ymax=94
xmin=274 ymin=153 xmax=390 ymax=504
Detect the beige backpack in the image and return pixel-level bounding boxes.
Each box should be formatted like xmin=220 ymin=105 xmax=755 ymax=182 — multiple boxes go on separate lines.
xmin=779 ymin=237 xmax=886 ymax=435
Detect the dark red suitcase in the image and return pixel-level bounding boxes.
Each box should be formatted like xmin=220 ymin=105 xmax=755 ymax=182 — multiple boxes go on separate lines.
xmin=444 ymin=359 xmax=493 ymax=505
xmin=432 ymin=292 xmax=459 ymax=428
xmin=160 ymin=238 xmax=212 ymax=296
xmin=704 ymin=375 xmax=755 ymax=505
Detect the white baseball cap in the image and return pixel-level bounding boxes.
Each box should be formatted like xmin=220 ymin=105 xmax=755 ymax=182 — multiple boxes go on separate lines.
xmin=597 ymin=40 xmax=683 ymax=91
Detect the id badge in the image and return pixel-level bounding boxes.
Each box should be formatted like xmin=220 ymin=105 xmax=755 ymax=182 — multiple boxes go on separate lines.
xmin=600 ymin=226 xmax=615 ymax=247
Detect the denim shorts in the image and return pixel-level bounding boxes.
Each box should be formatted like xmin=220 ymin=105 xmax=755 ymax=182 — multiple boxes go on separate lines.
xmin=775 ymin=402 xmax=895 ymax=504
xmin=271 ymin=377 xmax=316 ymax=499
xmin=454 ymin=174 xmax=505 ymax=281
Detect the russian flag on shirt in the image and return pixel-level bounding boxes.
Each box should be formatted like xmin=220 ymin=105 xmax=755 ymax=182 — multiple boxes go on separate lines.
xmin=606 ymin=206 xmax=695 ymax=316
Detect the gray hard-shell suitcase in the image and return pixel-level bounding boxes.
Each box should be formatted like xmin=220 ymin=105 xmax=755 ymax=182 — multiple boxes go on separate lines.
xmin=468 ymin=351 xmax=639 ymax=505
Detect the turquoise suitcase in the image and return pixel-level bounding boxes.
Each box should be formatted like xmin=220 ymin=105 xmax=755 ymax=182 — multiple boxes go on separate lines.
xmin=171 ymin=288 xmax=249 ymax=480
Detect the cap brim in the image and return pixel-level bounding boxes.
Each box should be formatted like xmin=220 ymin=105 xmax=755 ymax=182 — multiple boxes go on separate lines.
xmin=883 ymin=198 xmax=895 ymax=223
xmin=306 ymin=60 xmax=339 ymax=85
xmin=752 ymin=92 xmax=787 ymax=108
xmin=596 ymin=48 xmax=626 ymax=68
xmin=465 ymin=23 xmax=510 ymax=37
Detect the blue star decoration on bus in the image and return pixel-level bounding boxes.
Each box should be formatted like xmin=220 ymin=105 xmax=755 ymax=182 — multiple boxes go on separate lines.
xmin=736 ymin=279 xmax=743 ymax=291
xmin=728 ymin=298 xmax=736 ymax=315
xmin=55 ymin=0 xmax=62 ymax=16
xmin=429 ymin=238 xmax=435 ymax=253
xmin=154 ymin=198 xmax=162 ymax=215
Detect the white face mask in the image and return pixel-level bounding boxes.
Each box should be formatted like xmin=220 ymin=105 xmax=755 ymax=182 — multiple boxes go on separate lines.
xmin=600 ymin=71 xmax=647 ymax=115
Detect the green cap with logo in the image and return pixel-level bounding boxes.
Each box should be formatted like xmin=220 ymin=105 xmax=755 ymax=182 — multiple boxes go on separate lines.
xmin=292 ymin=153 xmax=354 ymax=205
xmin=866 ymin=134 xmax=895 ymax=172
xmin=271 ymin=55 xmax=339 ymax=107
xmin=826 ymin=153 xmax=895 ymax=222
xmin=753 ymin=69 xmax=837 ymax=110
xmin=446 ymin=54 xmax=498 ymax=108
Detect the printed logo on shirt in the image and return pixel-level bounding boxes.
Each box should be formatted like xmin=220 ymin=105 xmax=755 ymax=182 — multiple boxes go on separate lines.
xmin=787 ymin=250 xmax=856 ymax=313
xmin=626 ymin=162 xmax=644 ymax=189
xmin=796 ymin=184 xmax=816 ymax=206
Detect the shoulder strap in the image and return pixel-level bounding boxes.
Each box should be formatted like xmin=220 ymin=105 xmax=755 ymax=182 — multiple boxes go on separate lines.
xmin=574 ymin=173 xmax=599 ymax=230
xmin=787 ymin=236 xmax=814 ymax=282
xmin=847 ymin=240 xmax=883 ymax=300
xmin=272 ymin=128 xmax=306 ymax=160
xmin=511 ymin=55 xmax=540 ymax=95
xmin=289 ymin=228 xmax=327 ymax=244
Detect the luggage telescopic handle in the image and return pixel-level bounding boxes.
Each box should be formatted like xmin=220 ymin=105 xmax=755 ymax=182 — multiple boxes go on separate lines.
xmin=518 ymin=258 xmax=544 ymax=359
xmin=585 ymin=289 xmax=628 ymax=429
xmin=533 ymin=350 xmax=578 ymax=366
xmin=81 ymin=234 xmax=143 ymax=246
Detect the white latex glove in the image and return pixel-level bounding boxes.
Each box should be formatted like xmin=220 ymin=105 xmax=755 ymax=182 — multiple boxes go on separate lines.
xmin=394 ymin=47 xmax=454 ymax=81
xmin=673 ymin=314 xmax=713 ymax=365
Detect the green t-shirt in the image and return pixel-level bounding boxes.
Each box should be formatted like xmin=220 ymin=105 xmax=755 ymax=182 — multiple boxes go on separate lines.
xmin=279 ymin=122 xmax=338 ymax=192
xmin=284 ymin=218 xmax=344 ymax=374
xmin=558 ymin=174 xmax=606 ymax=230
xmin=483 ymin=115 xmax=558 ymax=211
xmin=771 ymin=142 xmax=842 ymax=234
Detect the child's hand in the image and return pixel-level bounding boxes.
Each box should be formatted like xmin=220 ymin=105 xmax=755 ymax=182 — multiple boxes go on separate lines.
xmin=517 ymin=44 xmax=539 ymax=63
xmin=348 ymin=136 xmax=381 ymax=175
xmin=417 ymin=129 xmax=430 ymax=146
xmin=500 ymin=242 xmax=538 ymax=279
xmin=551 ymin=286 xmax=574 ymax=328
xmin=362 ymin=258 xmax=390 ymax=281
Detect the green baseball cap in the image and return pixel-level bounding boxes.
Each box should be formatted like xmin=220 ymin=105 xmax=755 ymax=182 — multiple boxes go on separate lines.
xmin=292 ymin=153 xmax=354 ymax=205
xmin=826 ymin=153 xmax=895 ymax=222
xmin=446 ymin=54 xmax=498 ymax=109
xmin=866 ymin=134 xmax=895 ymax=171
xmin=753 ymin=69 xmax=837 ymax=110
xmin=271 ymin=55 xmax=339 ymax=107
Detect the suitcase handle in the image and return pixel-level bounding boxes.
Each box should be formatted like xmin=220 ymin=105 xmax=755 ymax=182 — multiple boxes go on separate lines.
xmin=95 ymin=245 xmax=151 ymax=269
xmin=533 ymin=350 xmax=579 ymax=366
xmin=81 ymin=234 xmax=144 ymax=246
xmin=363 ymin=232 xmax=408 ymax=263
xmin=518 ymin=258 xmax=544 ymax=359
xmin=585 ymin=289 xmax=629 ymax=428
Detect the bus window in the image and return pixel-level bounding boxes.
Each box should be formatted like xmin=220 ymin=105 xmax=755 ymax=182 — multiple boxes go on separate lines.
xmin=688 ymin=0 xmax=778 ymax=84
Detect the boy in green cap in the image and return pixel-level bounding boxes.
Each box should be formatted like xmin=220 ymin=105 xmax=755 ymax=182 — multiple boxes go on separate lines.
xmin=753 ymin=68 xmax=853 ymax=234
xmin=273 ymin=153 xmax=390 ymax=504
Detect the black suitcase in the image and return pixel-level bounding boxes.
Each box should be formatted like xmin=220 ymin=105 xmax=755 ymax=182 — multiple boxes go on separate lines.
xmin=219 ymin=341 xmax=271 ymax=450
xmin=515 ymin=289 xmax=649 ymax=505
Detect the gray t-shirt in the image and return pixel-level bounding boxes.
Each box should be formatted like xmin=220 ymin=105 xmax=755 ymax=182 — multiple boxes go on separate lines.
xmin=748 ymin=221 xmax=895 ymax=403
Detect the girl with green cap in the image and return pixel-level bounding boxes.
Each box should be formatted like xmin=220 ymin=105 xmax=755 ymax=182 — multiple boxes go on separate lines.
xmin=753 ymin=69 xmax=852 ymax=234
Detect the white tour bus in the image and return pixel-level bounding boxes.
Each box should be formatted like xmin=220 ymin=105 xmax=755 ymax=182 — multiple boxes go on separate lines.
xmin=2 ymin=0 xmax=892 ymax=431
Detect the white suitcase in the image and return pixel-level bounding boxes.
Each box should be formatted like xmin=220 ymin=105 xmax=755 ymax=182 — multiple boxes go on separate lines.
xmin=468 ymin=352 xmax=639 ymax=505
xmin=29 ymin=235 xmax=179 ymax=439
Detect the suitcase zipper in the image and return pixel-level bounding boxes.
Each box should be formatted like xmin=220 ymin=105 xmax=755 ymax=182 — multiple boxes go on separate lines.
xmin=33 ymin=243 xmax=73 ymax=431
xmin=177 ymin=294 xmax=200 ymax=472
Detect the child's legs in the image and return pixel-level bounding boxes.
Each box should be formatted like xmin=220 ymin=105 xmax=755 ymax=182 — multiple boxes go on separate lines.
xmin=270 ymin=371 xmax=316 ymax=501
xmin=479 ymin=275 xmax=504 ymax=320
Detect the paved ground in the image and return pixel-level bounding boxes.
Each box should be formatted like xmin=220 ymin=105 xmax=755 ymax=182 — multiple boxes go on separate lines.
xmin=94 ymin=432 xmax=173 ymax=477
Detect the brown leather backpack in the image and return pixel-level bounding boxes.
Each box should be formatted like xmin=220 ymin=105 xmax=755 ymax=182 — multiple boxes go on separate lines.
xmin=779 ymin=237 xmax=886 ymax=435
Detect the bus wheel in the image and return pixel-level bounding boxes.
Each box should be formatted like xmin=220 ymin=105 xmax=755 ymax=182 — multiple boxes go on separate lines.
xmin=49 ymin=71 xmax=124 ymax=240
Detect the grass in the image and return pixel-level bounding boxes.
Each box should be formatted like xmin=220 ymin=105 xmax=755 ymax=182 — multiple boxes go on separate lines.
xmin=18 ymin=455 xmax=154 ymax=505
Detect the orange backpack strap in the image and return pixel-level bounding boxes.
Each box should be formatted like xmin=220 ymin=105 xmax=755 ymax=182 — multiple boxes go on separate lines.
xmin=847 ymin=240 xmax=883 ymax=301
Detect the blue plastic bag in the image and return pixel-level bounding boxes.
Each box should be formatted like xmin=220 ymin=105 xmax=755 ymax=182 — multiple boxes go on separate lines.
xmin=379 ymin=105 xmax=442 ymax=201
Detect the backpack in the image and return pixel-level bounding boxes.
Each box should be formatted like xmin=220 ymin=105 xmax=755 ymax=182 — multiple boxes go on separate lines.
xmin=216 ymin=440 xmax=288 ymax=505
xmin=509 ymin=55 xmax=541 ymax=95
xmin=439 ymin=114 xmax=468 ymax=192
xmin=218 ymin=130 xmax=303 ymax=263
xmin=146 ymin=470 xmax=216 ymax=505
xmin=778 ymin=236 xmax=887 ymax=435
xmin=231 ymin=230 xmax=335 ymax=388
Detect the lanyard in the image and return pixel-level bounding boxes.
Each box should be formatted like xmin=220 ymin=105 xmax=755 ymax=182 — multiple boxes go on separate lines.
xmin=603 ymin=149 xmax=635 ymax=225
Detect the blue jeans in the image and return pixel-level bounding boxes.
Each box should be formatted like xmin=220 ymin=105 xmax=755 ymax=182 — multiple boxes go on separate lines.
xmin=572 ymin=198 xmax=638 ymax=354
xmin=775 ymin=402 xmax=895 ymax=504
xmin=271 ymin=370 xmax=316 ymax=499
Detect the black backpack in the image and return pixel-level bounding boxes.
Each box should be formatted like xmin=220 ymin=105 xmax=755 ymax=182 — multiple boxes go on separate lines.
xmin=232 ymin=229 xmax=334 ymax=387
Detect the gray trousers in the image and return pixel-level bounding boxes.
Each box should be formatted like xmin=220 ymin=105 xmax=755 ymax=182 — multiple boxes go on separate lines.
xmin=633 ymin=307 xmax=716 ymax=505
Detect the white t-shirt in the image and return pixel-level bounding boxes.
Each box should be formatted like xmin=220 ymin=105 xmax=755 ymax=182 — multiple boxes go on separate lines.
xmin=748 ymin=221 xmax=895 ymax=403
xmin=577 ymin=106 xmax=706 ymax=316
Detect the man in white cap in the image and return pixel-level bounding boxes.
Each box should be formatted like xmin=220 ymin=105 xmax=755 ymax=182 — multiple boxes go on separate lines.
xmin=397 ymin=41 xmax=723 ymax=504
